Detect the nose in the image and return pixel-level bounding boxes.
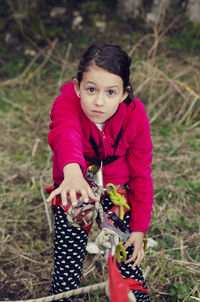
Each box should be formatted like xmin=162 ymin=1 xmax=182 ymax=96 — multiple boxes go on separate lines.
xmin=94 ymin=92 xmax=104 ymax=106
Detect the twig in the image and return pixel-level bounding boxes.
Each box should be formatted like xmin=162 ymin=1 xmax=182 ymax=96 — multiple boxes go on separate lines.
xmin=179 ymin=96 xmax=198 ymax=125
xmin=134 ymin=77 xmax=152 ymax=95
xmin=189 ymin=120 xmax=200 ymax=129
xmin=183 ymin=286 xmax=198 ymax=302
xmin=128 ymin=34 xmax=153 ymax=57
xmin=148 ymin=16 xmax=180 ymax=58
xmin=190 ymin=297 xmax=200 ymax=301
xmin=0 ymin=39 xmax=57 ymax=88
xmin=84 ymin=266 xmax=95 ymax=277
xmin=143 ymin=266 xmax=150 ymax=279
xmin=0 ymin=47 xmax=46 ymax=88
xmin=24 ymin=39 xmax=58 ymax=85
xmin=57 ymin=42 xmax=72 ymax=92
xmin=149 ymin=96 xmax=170 ymax=124
xmin=0 ymin=281 xmax=108 ymax=302
xmin=31 ymin=138 xmax=41 ymax=158
xmin=0 ymin=96 xmax=24 ymax=110
xmin=9 ymin=250 xmax=45 ymax=265
xmin=40 ymin=147 xmax=53 ymax=233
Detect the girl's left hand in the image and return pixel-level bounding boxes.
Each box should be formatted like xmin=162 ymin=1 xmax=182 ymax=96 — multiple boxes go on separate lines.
xmin=123 ymin=231 xmax=145 ymax=269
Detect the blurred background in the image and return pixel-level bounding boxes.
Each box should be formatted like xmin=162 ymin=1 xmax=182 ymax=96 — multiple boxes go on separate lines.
xmin=0 ymin=1 xmax=200 ymax=301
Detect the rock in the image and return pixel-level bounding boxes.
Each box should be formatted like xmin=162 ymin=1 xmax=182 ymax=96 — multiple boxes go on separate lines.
xmin=146 ymin=238 xmax=158 ymax=250
xmin=72 ymin=15 xmax=83 ymax=29
xmin=117 ymin=0 xmax=143 ymax=19
xmin=24 ymin=48 xmax=36 ymax=57
xmin=146 ymin=0 xmax=170 ymax=25
xmin=4 ymin=33 xmax=20 ymax=48
xmin=13 ymin=12 xmax=28 ymax=21
xmin=86 ymin=241 xmax=104 ymax=254
xmin=187 ymin=0 xmax=200 ymax=24
xmin=95 ymin=21 xmax=106 ymax=32
xmin=50 ymin=7 xmax=66 ymax=18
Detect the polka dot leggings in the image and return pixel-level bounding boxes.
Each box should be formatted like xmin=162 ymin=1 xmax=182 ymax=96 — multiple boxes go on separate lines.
xmin=50 ymin=195 xmax=150 ymax=302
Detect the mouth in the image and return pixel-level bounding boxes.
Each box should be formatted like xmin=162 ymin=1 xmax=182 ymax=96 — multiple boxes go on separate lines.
xmin=92 ymin=110 xmax=104 ymax=114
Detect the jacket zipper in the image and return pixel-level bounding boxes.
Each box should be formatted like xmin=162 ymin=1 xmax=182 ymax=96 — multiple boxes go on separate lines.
xmin=102 ymin=131 xmax=106 ymax=140
xmin=101 ymin=130 xmax=112 ymax=157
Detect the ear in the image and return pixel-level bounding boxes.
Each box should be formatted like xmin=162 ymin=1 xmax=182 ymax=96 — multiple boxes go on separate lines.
xmin=73 ymin=78 xmax=80 ymax=98
xmin=120 ymin=91 xmax=128 ymax=103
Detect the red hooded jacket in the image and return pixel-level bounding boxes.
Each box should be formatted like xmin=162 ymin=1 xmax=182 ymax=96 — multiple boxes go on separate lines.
xmin=48 ymin=82 xmax=153 ymax=233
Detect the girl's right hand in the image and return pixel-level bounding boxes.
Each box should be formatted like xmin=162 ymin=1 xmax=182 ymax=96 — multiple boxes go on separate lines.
xmin=46 ymin=163 xmax=98 ymax=207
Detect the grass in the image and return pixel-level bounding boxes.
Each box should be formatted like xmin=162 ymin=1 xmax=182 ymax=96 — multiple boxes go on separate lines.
xmin=0 ymin=8 xmax=200 ymax=301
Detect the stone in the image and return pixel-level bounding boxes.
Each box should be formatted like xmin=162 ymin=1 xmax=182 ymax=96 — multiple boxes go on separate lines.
xmin=50 ymin=7 xmax=66 ymax=18
xmin=187 ymin=0 xmax=200 ymax=24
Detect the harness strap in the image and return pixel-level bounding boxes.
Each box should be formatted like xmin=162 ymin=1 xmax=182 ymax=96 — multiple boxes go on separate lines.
xmin=84 ymin=155 xmax=121 ymax=166
xmin=84 ymin=125 xmax=123 ymax=166
xmin=113 ymin=125 xmax=123 ymax=153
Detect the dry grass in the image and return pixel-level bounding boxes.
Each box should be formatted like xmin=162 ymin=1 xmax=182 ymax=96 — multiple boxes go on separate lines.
xmin=0 ymin=34 xmax=200 ymax=302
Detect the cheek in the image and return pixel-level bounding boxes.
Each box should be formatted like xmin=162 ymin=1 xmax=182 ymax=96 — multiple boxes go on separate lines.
xmin=106 ymin=101 xmax=120 ymax=115
xmin=80 ymin=97 xmax=90 ymax=111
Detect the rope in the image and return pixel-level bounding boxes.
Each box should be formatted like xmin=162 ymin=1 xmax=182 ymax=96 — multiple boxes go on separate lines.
xmin=95 ymin=228 xmax=119 ymax=250
xmin=0 ymin=281 xmax=108 ymax=302
xmin=105 ymin=183 xmax=131 ymax=220
xmin=65 ymin=187 xmax=104 ymax=228
xmin=116 ymin=242 xmax=127 ymax=263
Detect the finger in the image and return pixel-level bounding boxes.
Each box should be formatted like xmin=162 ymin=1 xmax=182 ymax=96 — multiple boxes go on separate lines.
xmin=132 ymin=249 xmax=144 ymax=269
xmin=125 ymin=255 xmax=135 ymax=264
xmin=87 ymin=185 xmax=98 ymax=201
xmin=69 ymin=190 xmax=78 ymax=206
xmin=61 ymin=191 xmax=68 ymax=207
xmin=125 ymin=246 xmax=138 ymax=264
xmin=131 ymin=257 xmax=141 ymax=269
xmin=124 ymin=238 xmax=132 ymax=250
xmin=132 ymin=251 xmax=143 ymax=269
xmin=126 ymin=253 xmax=140 ymax=267
xmin=46 ymin=189 xmax=59 ymax=202
xmin=80 ymin=189 xmax=89 ymax=203
xmin=132 ymin=247 xmax=139 ymax=261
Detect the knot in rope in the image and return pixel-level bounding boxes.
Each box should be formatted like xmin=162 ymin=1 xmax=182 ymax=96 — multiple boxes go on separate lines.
xmin=106 ymin=183 xmax=131 ymax=219
xmin=95 ymin=228 xmax=119 ymax=250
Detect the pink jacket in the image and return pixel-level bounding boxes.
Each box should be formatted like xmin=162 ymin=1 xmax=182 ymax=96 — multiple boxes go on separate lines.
xmin=48 ymin=82 xmax=153 ymax=233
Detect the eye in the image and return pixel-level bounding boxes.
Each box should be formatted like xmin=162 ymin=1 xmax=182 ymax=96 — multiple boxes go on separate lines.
xmin=87 ymin=87 xmax=95 ymax=93
xmin=108 ymin=90 xmax=115 ymax=96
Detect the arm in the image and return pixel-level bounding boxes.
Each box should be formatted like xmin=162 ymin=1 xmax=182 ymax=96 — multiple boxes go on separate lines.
xmin=127 ymin=102 xmax=153 ymax=233
xmin=125 ymin=101 xmax=153 ymax=267
xmin=47 ymin=82 xmax=97 ymax=205
xmin=48 ymin=82 xmax=87 ymax=174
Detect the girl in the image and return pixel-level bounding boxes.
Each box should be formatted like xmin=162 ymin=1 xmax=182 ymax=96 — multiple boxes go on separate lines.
xmin=47 ymin=44 xmax=153 ymax=301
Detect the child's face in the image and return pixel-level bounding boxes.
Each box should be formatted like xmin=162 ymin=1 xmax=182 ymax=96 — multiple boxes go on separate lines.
xmin=73 ymin=65 xmax=128 ymax=124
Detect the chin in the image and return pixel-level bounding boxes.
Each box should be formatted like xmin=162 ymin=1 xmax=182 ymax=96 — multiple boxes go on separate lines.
xmin=90 ymin=117 xmax=105 ymax=124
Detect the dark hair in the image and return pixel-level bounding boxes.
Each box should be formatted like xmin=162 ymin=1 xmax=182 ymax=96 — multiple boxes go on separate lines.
xmin=76 ymin=44 xmax=134 ymax=104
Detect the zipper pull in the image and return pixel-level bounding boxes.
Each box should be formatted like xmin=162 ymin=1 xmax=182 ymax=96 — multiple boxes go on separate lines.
xmin=102 ymin=131 xmax=106 ymax=140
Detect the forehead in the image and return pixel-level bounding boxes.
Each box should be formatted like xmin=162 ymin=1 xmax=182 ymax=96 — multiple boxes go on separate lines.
xmin=81 ymin=65 xmax=123 ymax=88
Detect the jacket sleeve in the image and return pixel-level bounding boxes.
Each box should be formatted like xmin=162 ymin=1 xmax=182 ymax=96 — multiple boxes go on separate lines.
xmin=48 ymin=82 xmax=87 ymax=175
xmin=127 ymin=101 xmax=153 ymax=233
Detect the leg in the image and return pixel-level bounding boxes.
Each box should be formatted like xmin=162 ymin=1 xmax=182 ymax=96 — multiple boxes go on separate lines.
xmin=119 ymin=211 xmax=150 ymax=302
xmin=50 ymin=206 xmax=88 ymax=302
xmin=102 ymin=194 xmax=150 ymax=302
